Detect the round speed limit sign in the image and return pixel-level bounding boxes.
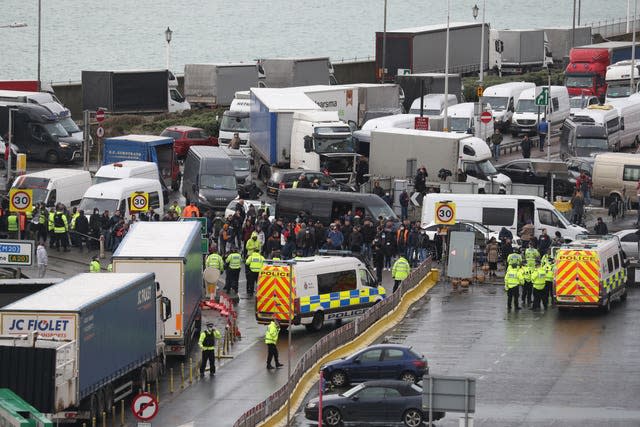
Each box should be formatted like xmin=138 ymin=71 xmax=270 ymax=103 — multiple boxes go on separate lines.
xmin=435 ymin=202 xmax=456 ymax=225
xmin=9 ymin=189 xmax=33 ymax=213
xmin=129 ymin=192 xmax=149 ymax=213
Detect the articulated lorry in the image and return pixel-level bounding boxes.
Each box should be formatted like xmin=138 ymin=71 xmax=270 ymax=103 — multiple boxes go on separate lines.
xmin=395 ymin=73 xmax=463 ymax=113
xmin=250 ymin=88 xmax=358 ymax=182
xmin=375 ymin=22 xmax=488 ymax=81
xmin=368 ymin=128 xmax=511 ymax=188
xmin=0 ymin=272 xmax=170 ymax=422
xmin=184 ymin=63 xmax=259 ymax=107
xmin=112 ymin=221 xmax=203 ymax=357
xmin=488 ymin=29 xmax=553 ymax=74
xmin=258 ymin=57 xmax=336 ymax=87
xmin=565 ymin=42 xmax=636 ymax=100
xmin=82 ymin=69 xmax=190 ymax=114
xmin=103 ymin=135 xmax=180 ymax=191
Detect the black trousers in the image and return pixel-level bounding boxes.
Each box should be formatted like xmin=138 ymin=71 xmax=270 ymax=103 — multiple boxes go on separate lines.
xmin=522 ymin=281 xmax=533 ymax=306
xmin=225 ymin=268 xmax=240 ymax=292
xmin=507 ymin=286 xmax=520 ymax=309
xmin=393 ymin=279 xmax=401 ymax=293
xmin=200 ymin=349 xmax=215 ymax=374
xmin=246 ymin=270 xmax=258 ymax=295
xmin=267 ymin=343 xmax=280 ymax=366
xmin=532 ymin=288 xmax=548 ymax=310
xmin=545 ymin=281 xmax=554 ymax=304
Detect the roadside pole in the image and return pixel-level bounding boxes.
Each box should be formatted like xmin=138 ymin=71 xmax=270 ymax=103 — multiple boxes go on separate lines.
xmin=547 ymin=71 xmax=552 ymax=161
xmin=286 ymin=262 xmax=294 ymax=427
xmin=7 ymin=108 xmax=15 ymax=184
xmin=83 ymin=110 xmax=90 ymax=171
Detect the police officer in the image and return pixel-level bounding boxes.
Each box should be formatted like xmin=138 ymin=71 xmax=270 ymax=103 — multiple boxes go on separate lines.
xmin=224 ymin=246 xmax=242 ymax=295
xmin=391 ymin=255 xmax=410 ymax=293
xmin=6 ymin=212 xmax=18 ymax=240
xmin=245 ymin=231 xmax=262 ymax=257
xmin=520 ymin=261 xmax=533 ymax=308
xmin=504 ymin=260 xmax=523 ymax=311
xmin=531 ymin=261 xmax=548 ymax=311
xmin=206 ymin=245 xmax=224 ymax=271
xmin=198 ymin=322 xmax=221 ymax=378
xmin=245 ymin=250 xmax=264 ymax=297
xmin=525 ymin=243 xmax=540 ymax=268
xmin=53 ymin=207 xmax=70 ymax=252
xmin=506 ymin=251 xmax=522 ymax=268
xmin=89 ymin=255 xmax=101 ymax=273
xmin=265 ymin=318 xmax=283 ymax=369
xmin=543 ymin=254 xmax=555 ymax=306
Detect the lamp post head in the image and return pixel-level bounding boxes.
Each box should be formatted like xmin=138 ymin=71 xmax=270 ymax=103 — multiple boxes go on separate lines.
xmin=472 ymin=4 xmax=479 ymax=19
xmin=165 ymin=26 xmax=173 ymax=44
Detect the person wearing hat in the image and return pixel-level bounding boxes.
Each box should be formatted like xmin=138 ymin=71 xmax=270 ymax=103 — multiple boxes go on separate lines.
xmin=265 ymin=318 xmax=283 ymax=369
xmin=89 ymin=255 xmax=101 ymax=273
xmin=594 ymin=217 xmax=608 ymax=235
xmin=224 ymin=245 xmax=242 ymax=294
xmin=245 ymin=231 xmax=262 ymax=257
xmin=198 ymin=322 xmax=221 ymax=377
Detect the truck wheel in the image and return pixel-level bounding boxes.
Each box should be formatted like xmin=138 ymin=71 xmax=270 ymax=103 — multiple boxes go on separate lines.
xmin=45 ymin=150 xmax=59 ymax=164
xmin=602 ymin=298 xmax=611 ymax=313
xmin=634 ymin=136 xmax=639 ymax=149
xmin=139 ymin=367 xmax=148 ymax=392
xmin=305 ymin=312 xmax=324 ymax=332
xmin=259 ymin=166 xmax=270 ymax=184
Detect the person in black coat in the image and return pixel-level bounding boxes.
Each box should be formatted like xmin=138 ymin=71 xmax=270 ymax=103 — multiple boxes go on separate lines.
xmin=74 ymin=210 xmax=90 ymax=250
xmin=372 ymin=237 xmax=384 ymax=284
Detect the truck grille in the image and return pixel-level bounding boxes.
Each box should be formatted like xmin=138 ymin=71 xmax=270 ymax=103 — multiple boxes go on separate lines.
xmin=516 ymin=119 xmax=536 ymax=126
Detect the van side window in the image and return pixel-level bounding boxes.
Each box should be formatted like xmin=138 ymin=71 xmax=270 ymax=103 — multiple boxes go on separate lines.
xmin=606 ymin=117 xmax=620 ymax=132
xmin=45 ymin=190 xmax=56 ymax=208
xmin=317 ymin=270 xmax=357 ymax=294
xmin=607 ymin=257 xmax=614 ymax=274
xmin=613 ymin=254 xmax=620 ymax=270
xmin=552 ymin=97 xmax=559 ymax=112
xmin=119 ymin=199 xmax=127 ymax=214
xmin=537 ymin=209 xmax=566 ymax=229
xmin=481 ymin=208 xmax=514 ymax=226
xmin=148 ymin=192 xmax=160 ymax=209
xmin=359 ymin=268 xmax=377 ymax=288
xmin=623 ymin=165 xmax=640 ymax=182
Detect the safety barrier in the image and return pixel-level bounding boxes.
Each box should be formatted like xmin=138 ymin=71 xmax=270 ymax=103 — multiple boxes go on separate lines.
xmin=232 ymin=258 xmax=433 ymax=427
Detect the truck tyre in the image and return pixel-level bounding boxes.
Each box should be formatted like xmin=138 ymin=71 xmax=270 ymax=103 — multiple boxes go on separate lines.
xmin=139 ymin=367 xmax=148 ymax=391
xmin=305 ymin=311 xmax=324 ymax=332
xmin=45 ymin=150 xmax=59 ymax=164
xmin=259 ymin=166 xmax=270 ymax=184
xmin=602 ymin=298 xmax=611 ymax=313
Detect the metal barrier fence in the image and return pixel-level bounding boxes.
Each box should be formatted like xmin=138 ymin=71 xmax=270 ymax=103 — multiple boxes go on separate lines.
xmin=232 ymin=258 xmax=434 ymax=427
xmin=588 ymin=16 xmax=640 ymax=38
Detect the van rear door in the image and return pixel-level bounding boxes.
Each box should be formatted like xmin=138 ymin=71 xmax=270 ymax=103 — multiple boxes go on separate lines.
xmin=554 ymin=249 xmax=601 ymax=304
xmin=256 ymin=264 xmax=296 ymax=325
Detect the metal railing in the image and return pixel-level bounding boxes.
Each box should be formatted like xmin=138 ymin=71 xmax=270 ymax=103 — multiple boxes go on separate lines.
xmin=233 ymin=258 xmax=434 ymax=427
xmin=588 ymin=16 xmax=640 ymax=38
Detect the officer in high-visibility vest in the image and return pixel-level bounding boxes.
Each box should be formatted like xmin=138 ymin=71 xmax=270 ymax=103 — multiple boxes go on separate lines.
xmin=199 ymin=322 xmax=221 ymax=377
xmin=6 ymin=212 xmax=18 ymax=240
xmin=52 ymin=207 xmax=70 ymax=252
xmin=506 ymin=251 xmax=522 ymax=267
xmin=245 ymin=231 xmax=262 ymax=257
xmin=525 ymin=244 xmax=540 ymax=268
xmin=245 ymin=251 xmax=264 ymax=297
xmin=391 ymin=255 xmax=411 ymax=293
xmin=48 ymin=210 xmax=55 ymax=248
xmin=69 ymin=207 xmax=80 ymax=247
xmin=531 ymin=261 xmax=548 ymax=311
xmin=89 ymin=256 xmax=101 ymax=273
xmin=171 ymin=201 xmax=182 ymax=218
xmin=520 ymin=262 xmax=533 ymax=308
xmin=206 ymin=245 xmax=224 ymax=272
xmin=265 ymin=318 xmax=283 ymax=369
xmin=543 ymin=254 xmax=555 ymax=306
xmin=504 ymin=262 xmax=523 ymax=311
xmin=224 ymin=246 xmax=242 ymax=295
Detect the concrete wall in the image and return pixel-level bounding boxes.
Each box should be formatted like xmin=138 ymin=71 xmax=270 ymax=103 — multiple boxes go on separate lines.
xmin=54 ymin=61 xmax=376 ymax=119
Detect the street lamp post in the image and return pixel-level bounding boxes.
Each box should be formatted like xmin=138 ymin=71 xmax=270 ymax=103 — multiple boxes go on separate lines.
xmin=443 ymin=0 xmax=451 ymax=131
xmin=472 ymin=2 xmax=486 ymax=140
xmin=37 ymin=0 xmax=41 ymax=90
xmin=165 ymin=26 xmax=173 ymax=71
xmin=381 ymin=0 xmax=388 ymax=83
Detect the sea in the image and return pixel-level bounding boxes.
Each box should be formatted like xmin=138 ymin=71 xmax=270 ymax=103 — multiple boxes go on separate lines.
xmin=0 ymin=0 xmax=633 ymax=83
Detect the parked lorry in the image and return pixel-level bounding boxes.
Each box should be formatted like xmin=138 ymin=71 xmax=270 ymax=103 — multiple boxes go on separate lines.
xmin=112 ymin=221 xmax=203 ymax=357
xmin=395 ymin=73 xmax=463 ymax=113
xmin=543 ymin=26 xmax=592 ymax=63
xmin=565 ymin=42 xmax=636 ymax=100
xmin=328 ymin=84 xmax=404 ymax=127
xmin=82 ymin=69 xmax=190 ymax=114
xmin=488 ymin=29 xmax=553 ymax=74
xmin=184 ymin=62 xmax=259 ymax=107
xmin=0 ymin=103 xmax=82 ymax=163
xmin=250 ymin=88 xmax=358 ymax=182
xmin=375 ymin=22 xmax=488 ymax=81
xmin=0 ymin=278 xmax=62 ymax=308
xmin=258 ymin=57 xmax=336 ymax=87
xmin=102 ymin=134 xmax=181 ymax=191
xmin=368 ymin=128 xmax=511 ymax=187
xmin=0 ymin=272 xmax=170 ymax=422
xmin=605 ymin=60 xmax=640 ymax=102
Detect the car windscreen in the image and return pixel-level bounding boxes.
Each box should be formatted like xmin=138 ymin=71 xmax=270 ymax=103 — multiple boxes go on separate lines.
xmin=515 ymin=99 xmax=538 ymax=113
xmin=13 ymin=176 xmax=49 ymax=203
xmin=368 ymin=202 xmax=397 ymax=220
xmin=60 ymin=117 xmax=81 ymax=134
xmin=160 ymin=130 xmax=182 ymax=140
xmin=78 ymin=197 xmax=119 ymax=214
xmin=200 ymin=174 xmax=237 ymax=190
xmin=342 ymin=384 xmax=365 ymax=398
xmin=220 ymin=114 xmax=250 ymax=133
xmin=449 ymin=117 xmax=470 ymax=133
xmin=483 ymin=96 xmax=508 ymax=111
xmin=43 ymin=122 xmax=69 ymax=137
xmin=576 ymin=137 xmax=608 ymax=149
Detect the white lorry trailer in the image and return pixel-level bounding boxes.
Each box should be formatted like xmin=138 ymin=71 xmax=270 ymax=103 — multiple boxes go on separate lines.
xmin=112 ymin=221 xmax=203 ymax=357
xmin=258 ymin=57 xmax=336 ymax=87
xmin=368 ymin=128 xmax=511 ymax=188
xmin=184 ymin=63 xmax=259 ymax=107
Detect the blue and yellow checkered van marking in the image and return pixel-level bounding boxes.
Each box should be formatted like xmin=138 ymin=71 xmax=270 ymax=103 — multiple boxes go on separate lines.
xmin=298 ymin=286 xmax=386 ymax=314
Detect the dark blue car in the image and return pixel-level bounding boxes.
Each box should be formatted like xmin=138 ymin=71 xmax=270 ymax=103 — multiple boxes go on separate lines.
xmin=321 ymin=344 xmax=428 ymax=388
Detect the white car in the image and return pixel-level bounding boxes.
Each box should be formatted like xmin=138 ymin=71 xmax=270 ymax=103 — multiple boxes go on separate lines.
xmin=614 ymin=229 xmax=639 ymax=260
xmin=225 ymin=198 xmax=274 ymax=222
xmin=422 ymin=220 xmax=521 ymax=248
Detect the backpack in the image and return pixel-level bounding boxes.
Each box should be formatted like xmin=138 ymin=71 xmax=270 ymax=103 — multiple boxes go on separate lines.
xmin=54 ymin=213 xmax=65 ymax=228
xmin=202 ymin=331 xmax=216 ymax=347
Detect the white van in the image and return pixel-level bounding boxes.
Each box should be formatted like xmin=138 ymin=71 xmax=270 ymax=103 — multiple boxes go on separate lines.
xmin=219 ymin=91 xmax=251 ymax=158
xmin=94 ymin=161 xmax=161 ymax=185
xmin=511 ymin=86 xmax=570 ymax=135
xmin=447 ymin=102 xmax=494 ymax=136
xmin=481 ymin=82 xmax=535 ymax=131
xmin=78 ymin=178 xmax=165 ymax=217
xmin=592 ymin=152 xmax=640 ymax=205
xmin=360 ymin=113 xmax=418 ymax=131
xmin=609 ymin=93 xmax=640 ymax=148
xmin=12 ymin=169 xmax=92 ymax=208
xmin=408 ymin=94 xmax=458 ymax=115
xmin=421 ymin=193 xmax=587 ymax=241
xmin=573 ymin=104 xmax=623 ymax=150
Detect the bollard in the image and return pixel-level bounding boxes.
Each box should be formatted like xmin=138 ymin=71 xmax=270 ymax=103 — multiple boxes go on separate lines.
xmin=156 ymin=377 xmax=160 ymax=403
xmin=146 ymin=383 xmax=150 ymax=394
xmin=120 ymin=400 xmax=124 ymax=427
xmin=99 ymin=235 xmax=105 ymax=259
xmin=111 ymin=406 xmax=116 ymax=427
xmin=181 ymin=362 xmax=185 ymax=389
xmin=102 ymin=411 xmax=106 ymax=427
xmin=82 ymin=424 xmax=87 ymax=427
xmin=92 ymin=417 xmax=96 ymax=427
xmin=217 ymin=345 xmax=221 ymax=360
xmin=189 ymin=357 xmax=193 ymax=384
xmin=170 ymin=367 xmax=174 ymax=393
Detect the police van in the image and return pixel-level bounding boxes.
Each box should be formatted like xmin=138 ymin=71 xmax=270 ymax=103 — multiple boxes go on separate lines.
xmin=554 ymin=235 xmax=628 ymax=312
xmin=255 ymin=255 xmax=385 ymax=331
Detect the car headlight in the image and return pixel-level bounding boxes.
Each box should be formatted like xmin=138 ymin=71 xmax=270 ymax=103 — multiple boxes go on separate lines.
xmin=198 ymin=191 xmax=208 ymax=202
xmin=59 ymin=142 xmax=69 ymax=148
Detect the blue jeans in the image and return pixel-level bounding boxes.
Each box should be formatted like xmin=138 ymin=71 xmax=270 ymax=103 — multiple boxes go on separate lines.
xmin=361 ymin=243 xmax=371 ymax=260
xmin=401 ymin=205 xmax=408 ymax=220
xmin=493 ymin=144 xmax=500 ymax=160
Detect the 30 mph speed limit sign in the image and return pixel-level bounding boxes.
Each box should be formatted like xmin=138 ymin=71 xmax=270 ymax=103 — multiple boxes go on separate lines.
xmin=129 ymin=192 xmax=149 ymax=213
xmin=434 ymin=202 xmax=456 ymax=225
xmin=9 ymin=189 xmax=33 ymax=213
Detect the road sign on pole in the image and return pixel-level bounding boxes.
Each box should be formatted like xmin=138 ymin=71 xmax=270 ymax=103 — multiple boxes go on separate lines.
xmin=131 ymin=392 xmax=159 ymax=422
xmin=480 ymin=111 xmax=492 ymax=124
xmin=434 ymin=202 xmax=456 ymax=225
xmin=129 ymin=192 xmax=149 ymax=213
xmin=414 ymin=116 xmax=429 ymax=130
xmin=0 ymin=240 xmax=34 ymax=266
xmin=95 ymin=108 xmax=105 ymax=123
xmin=9 ymin=189 xmax=32 ymax=213
xmin=535 ymin=87 xmax=549 ymax=106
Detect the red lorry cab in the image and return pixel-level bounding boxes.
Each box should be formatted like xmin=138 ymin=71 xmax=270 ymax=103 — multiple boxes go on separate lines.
xmin=564 ymin=48 xmax=609 ymax=99
xmin=0 ymin=80 xmax=40 ymax=92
